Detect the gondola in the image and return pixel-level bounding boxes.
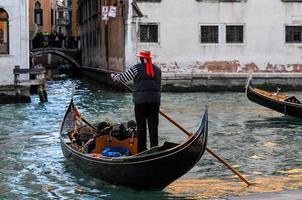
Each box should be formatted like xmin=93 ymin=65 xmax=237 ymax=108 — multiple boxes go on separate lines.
xmin=245 ymin=77 xmax=302 ymax=118
xmin=59 ymin=97 xmax=208 ymax=191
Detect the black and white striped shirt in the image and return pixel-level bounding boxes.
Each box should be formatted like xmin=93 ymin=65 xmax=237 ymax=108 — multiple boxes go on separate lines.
xmin=113 ymin=66 xmax=138 ymax=84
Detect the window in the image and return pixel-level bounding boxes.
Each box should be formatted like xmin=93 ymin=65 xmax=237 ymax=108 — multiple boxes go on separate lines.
xmin=139 ymin=24 xmax=158 ymax=43
xmin=34 ymin=2 xmax=43 ymax=25
xmin=200 ymin=25 xmax=218 ymax=43
xmin=226 ymin=25 xmax=244 ymax=43
xmin=51 ymin=9 xmax=54 ymax=25
xmin=58 ymin=11 xmax=64 ymax=19
xmin=286 ymin=26 xmax=302 ymax=43
xmin=0 ymin=8 xmax=9 ymax=54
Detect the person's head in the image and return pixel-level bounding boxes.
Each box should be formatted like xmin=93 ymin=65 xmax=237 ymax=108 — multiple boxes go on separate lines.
xmin=136 ymin=50 xmax=154 ymax=78
xmin=97 ymin=121 xmax=110 ymax=135
xmin=127 ymin=120 xmax=137 ymax=129
xmin=137 ymin=50 xmax=152 ymax=63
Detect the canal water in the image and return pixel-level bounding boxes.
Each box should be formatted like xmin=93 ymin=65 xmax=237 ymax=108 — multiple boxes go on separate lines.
xmin=0 ymin=78 xmax=301 ymax=199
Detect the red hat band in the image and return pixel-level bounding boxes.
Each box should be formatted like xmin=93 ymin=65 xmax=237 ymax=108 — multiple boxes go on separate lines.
xmin=137 ymin=51 xmax=152 ymax=58
xmin=138 ymin=51 xmax=151 ymax=58
xmin=137 ymin=51 xmax=154 ymax=78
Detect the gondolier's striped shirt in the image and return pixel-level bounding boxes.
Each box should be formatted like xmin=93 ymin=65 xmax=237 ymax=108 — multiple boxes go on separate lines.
xmin=113 ymin=66 xmax=138 ymax=83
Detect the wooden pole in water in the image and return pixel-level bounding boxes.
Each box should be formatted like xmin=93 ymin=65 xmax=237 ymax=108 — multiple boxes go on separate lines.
xmin=120 ymin=82 xmax=253 ymax=186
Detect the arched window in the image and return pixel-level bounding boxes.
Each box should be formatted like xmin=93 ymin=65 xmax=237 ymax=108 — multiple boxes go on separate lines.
xmin=34 ymin=2 xmax=43 ymax=25
xmin=0 ymin=8 xmax=9 ymax=54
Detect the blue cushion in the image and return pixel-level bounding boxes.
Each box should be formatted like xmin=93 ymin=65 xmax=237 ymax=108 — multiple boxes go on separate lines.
xmin=101 ymin=146 xmax=131 ymax=157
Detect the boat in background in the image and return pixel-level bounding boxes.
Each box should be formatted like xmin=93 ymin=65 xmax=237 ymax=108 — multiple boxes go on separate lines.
xmin=59 ymin=97 xmax=208 ymax=190
xmin=245 ymin=76 xmax=302 ymax=118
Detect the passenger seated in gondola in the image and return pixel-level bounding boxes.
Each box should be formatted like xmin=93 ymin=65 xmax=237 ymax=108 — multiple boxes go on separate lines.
xmin=96 ymin=121 xmax=111 ymax=136
xmin=83 ymin=121 xmax=111 ymax=154
xmin=71 ymin=128 xmax=93 ymax=146
xmin=124 ymin=120 xmax=137 ymax=140
xmin=83 ymin=137 xmax=95 ymax=153
xmin=100 ymin=120 xmax=138 ymax=157
xmin=91 ymin=120 xmax=138 ymax=156
xmin=110 ymin=124 xmax=126 ymax=140
xmin=72 ymin=132 xmax=82 ymax=146
xmin=109 ymin=120 xmax=137 ymax=140
xmin=126 ymin=120 xmax=137 ymax=136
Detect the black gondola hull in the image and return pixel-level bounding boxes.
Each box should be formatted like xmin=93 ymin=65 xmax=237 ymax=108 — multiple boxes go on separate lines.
xmin=61 ymin=138 xmax=205 ymax=190
xmin=246 ymin=80 xmax=302 ymax=118
xmin=60 ymin=100 xmax=208 ymax=190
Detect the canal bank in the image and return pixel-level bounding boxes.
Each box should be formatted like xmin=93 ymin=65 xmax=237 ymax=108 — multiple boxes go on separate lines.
xmin=80 ymin=66 xmax=302 ymax=92
xmin=0 ymin=66 xmax=48 ymax=104
xmin=0 ymin=85 xmax=31 ymax=104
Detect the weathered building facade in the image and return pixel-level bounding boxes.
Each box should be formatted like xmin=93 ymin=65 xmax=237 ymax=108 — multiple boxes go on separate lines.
xmin=78 ymin=0 xmax=302 ymax=73
xmin=28 ymin=0 xmax=57 ymax=40
xmin=78 ymin=0 xmax=125 ymax=72
xmin=29 ymin=0 xmax=76 ymax=40
xmin=77 ymin=0 xmax=302 ymax=90
xmin=127 ymin=0 xmax=302 ymax=73
xmin=0 ymin=0 xmax=29 ymax=87
xmin=56 ymin=0 xmax=72 ymax=36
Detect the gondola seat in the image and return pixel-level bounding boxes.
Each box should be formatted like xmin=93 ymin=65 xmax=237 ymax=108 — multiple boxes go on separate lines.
xmin=92 ymin=134 xmax=138 ymax=156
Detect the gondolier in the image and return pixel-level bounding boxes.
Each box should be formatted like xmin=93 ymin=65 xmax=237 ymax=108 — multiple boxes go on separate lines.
xmin=111 ymin=50 xmax=162 ymax=152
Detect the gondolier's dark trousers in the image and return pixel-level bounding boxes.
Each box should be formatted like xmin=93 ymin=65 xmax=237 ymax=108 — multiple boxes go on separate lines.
xmin=135 ymin=103 xmax=160 ymax=153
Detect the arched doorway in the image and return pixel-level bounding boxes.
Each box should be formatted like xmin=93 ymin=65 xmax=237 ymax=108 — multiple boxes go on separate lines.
xmin=0 ymin=8 xmax=9 ymax=54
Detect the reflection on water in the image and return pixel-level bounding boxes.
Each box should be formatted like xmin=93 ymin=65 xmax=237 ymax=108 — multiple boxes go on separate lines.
xmin=169 ymin=170 xmax=302 ymax=199
xmin=0 ymin=78 xmax=301 ymax=199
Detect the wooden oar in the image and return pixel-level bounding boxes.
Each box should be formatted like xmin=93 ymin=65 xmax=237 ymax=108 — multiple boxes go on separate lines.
xmin=120 ymin=82 xmax=253 ymax=186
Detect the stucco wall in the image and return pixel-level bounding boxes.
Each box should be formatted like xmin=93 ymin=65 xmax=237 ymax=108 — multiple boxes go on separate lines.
xmin=79 ymin=0 xmax=125 ymax=72
xmin=0 ymin=0 xmax=29 ymax=86
xmin=125 ymin=0 xmax=302 ymax=73
xmin=28 ymin=0 xmax=56 ymax=38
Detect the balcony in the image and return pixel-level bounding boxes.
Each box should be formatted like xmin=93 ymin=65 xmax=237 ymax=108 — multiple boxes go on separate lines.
xmin=57 ymin=17 xmax=70 ymax=26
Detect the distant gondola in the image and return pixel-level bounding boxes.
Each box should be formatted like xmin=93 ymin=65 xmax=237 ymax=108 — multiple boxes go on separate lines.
xmin=59 ymin=98 xmax=208 ymax=191
xmin=245 ymin=77 xmax=302 ymax=118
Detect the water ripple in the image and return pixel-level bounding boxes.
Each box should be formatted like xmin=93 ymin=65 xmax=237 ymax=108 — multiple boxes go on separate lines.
xmin=0 ymin=78 xmax=301 ymax=199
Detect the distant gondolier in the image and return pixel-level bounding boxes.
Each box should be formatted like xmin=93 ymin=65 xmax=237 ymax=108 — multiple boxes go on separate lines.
xmin=111 ymin=50 xmax=162 ymax=152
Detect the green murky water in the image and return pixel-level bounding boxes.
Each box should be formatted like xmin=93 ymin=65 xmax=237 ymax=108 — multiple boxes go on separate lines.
xmin=0 ymin=78 xmax=301 ymax=199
